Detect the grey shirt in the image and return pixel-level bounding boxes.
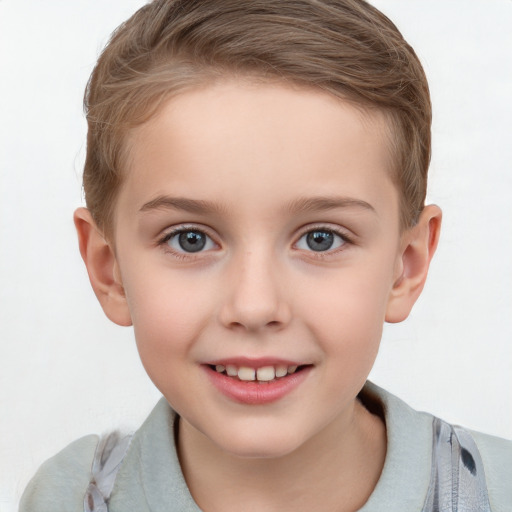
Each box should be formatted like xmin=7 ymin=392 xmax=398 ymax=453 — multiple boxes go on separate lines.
xmin=20 ymin=382 xmax=512 ymax=511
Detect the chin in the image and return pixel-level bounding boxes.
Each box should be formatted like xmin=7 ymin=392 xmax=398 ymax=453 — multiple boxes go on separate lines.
xmin=212 ymin=427 xmax=306 ymax=460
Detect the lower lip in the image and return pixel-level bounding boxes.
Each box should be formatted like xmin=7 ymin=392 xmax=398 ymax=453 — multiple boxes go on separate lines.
xmin=204 ymin=365 xmax=311 ymax=405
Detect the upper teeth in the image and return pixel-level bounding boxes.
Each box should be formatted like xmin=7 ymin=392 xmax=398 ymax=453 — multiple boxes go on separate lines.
xmin=214 ymin=364 xmax=299 ymax=382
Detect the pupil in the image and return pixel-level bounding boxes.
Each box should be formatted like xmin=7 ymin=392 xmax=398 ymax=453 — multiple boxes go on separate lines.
xmin=179 ymin=231 xmax=206 ymax=252
xmin=306 ymin=231 xmax=334 ymax=251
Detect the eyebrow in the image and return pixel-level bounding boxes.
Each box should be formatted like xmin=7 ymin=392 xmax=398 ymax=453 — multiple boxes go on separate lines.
xmin=139 ymin=195 xmax=376 ymax=216
xmin=139 ymin=196 xmax=226 ymax=215
xmin=285 ymin=196 xmax=376 ymax=214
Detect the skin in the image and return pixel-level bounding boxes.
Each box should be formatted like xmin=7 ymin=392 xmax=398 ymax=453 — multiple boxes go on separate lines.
xmin=75 ymin=80 xmax=441 ymax=511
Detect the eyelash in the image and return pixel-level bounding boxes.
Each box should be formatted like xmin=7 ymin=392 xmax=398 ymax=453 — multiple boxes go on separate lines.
xmin=157 ymin=226 xmax=217 ymax=260
xmin=294 ymin=225 xmax=353 ymax=258
xmin=157 ymin=225 xmax=354 ymax=259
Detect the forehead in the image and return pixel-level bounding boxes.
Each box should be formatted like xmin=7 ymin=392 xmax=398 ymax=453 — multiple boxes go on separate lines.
xmin=118 ymin=80 xmax=399 ymax=225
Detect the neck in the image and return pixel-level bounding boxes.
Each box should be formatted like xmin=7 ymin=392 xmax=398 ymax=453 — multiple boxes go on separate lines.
xmin=177 ymin=399 xmax=386 ymax=512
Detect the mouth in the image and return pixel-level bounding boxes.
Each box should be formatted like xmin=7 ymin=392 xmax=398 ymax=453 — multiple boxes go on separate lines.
xmin=207 ymin=363 xmax=308 ymax=383
xmin=203 ymin=360 xmax=313 ymax=405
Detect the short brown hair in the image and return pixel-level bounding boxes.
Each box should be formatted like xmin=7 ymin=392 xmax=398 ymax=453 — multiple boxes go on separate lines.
xmin=83 ymin=0 xmax=431 ymax=237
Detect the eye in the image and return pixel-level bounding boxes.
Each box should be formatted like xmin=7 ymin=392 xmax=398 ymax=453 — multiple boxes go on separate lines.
xmin=295 ymin=229 xmax=346 ymax=252
xmin=164 ymin=229 xmax=216 ymax=253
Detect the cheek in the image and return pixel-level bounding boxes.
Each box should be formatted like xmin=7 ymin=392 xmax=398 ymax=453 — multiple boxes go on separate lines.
xmin=124 ymin=272 xmax=214 ymax=401
xmin=124 ymin=269 xmax=215 ymax=358
xmin=302 ymin=273 xmax=388 ymax=395
xmin=300 ymin=263 xmax=393 ymax=351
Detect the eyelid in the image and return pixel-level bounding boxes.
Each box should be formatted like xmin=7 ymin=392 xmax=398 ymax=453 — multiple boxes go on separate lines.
xmin=157 ymin=224 xmax=220 ymax=256
xmin=155 ymin=222 xmax=354 ymax=260
xmin=293 ymin=224 xmax=354 ymax=254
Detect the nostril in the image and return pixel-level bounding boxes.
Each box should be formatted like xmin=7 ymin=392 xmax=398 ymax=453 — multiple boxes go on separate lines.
xmin=218 ymin=297 xmax=291 ymax=332
xmin=228 ymin=321 xmax=248 ymax=332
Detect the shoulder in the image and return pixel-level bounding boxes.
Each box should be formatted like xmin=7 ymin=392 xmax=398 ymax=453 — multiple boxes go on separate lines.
xmin=359 ymin=382 xmax=511 ymax=511
xmin=470 ymin=429 xmax=512 ymax=512
xmin=19 ymin=434 xmax=99 ymax=512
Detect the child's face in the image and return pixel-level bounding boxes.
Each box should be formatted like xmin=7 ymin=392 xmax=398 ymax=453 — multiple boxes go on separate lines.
xmin=110 ymin=81 xmax=405 ymax=457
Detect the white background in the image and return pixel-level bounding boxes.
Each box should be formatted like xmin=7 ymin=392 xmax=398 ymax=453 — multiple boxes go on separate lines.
xmin=1 ymin=1 xmax=511 ymax=510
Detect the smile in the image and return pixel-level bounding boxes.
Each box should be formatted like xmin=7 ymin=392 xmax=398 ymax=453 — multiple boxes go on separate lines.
xmin=210 ymin=363 xmax=300 ymax=382
xmin=204 ymin=360 xmax=312 ymax=405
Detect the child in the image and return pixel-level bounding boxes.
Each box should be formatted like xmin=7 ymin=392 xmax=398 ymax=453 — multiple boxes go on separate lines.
xmin=19 ymin=0 xmax=511 ymax=510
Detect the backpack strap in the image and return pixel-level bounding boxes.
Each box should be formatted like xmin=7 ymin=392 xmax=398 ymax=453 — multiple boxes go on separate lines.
xmin=84 ymin=432 xmax=133 ymax=512
xmin=422 ymin=417 xmax=493 ymax=511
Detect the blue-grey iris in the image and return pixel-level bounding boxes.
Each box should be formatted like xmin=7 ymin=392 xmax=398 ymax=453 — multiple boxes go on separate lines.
xmin=179 ymin=231 xmax=206 ymax=252
xmin=306 ymin=231 xmax=334 ymax=251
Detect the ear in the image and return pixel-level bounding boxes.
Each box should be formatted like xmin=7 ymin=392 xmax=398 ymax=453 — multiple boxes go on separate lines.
xmin=385 ymin=205 xmax=442 ymax=323
xmin=74 ymin=207 xmax=132 ymax=326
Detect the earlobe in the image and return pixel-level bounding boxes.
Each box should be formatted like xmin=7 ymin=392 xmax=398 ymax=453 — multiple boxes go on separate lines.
xmin=385 ymin=205 xmax=442 ymax=323
xmin=74 ymin=208 xmax=132 ymax=327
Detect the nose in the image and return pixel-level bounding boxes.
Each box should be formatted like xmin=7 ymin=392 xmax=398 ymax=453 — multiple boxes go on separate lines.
xmin=218 ymin=249 xmax=291 ymax=332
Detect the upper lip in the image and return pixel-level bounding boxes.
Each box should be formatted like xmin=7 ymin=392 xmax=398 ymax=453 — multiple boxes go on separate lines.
xmin=204 ymin=357 xmax=308 ymax=368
